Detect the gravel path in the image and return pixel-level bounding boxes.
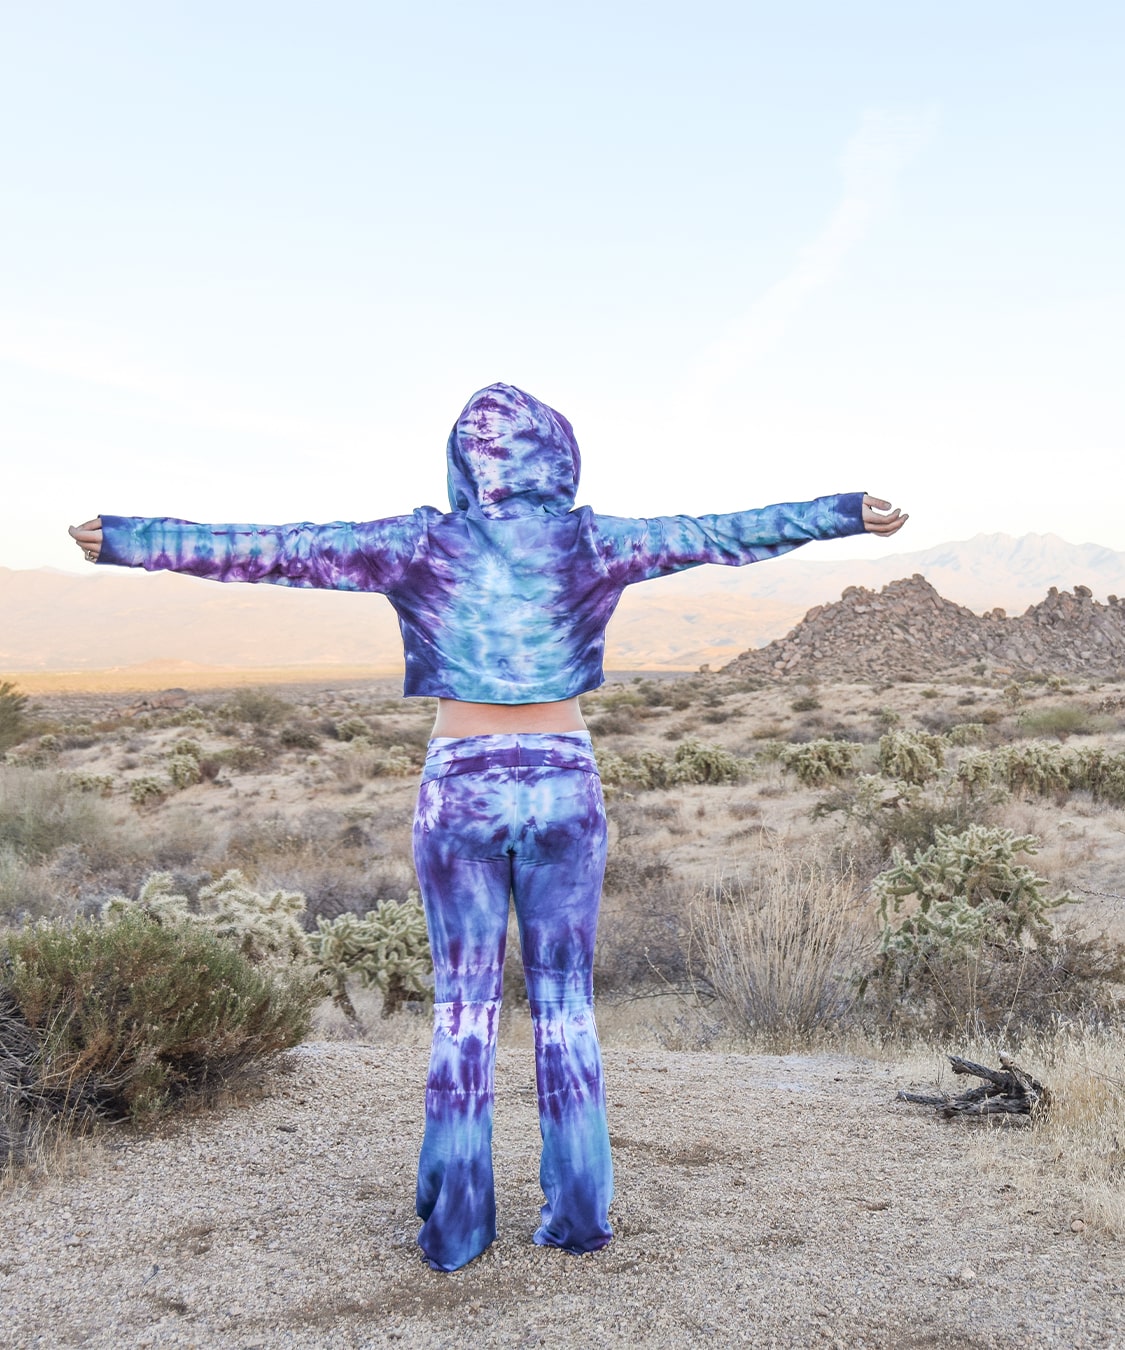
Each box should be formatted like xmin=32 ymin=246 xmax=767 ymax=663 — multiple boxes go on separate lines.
xmin=2 ymin=1044 xmax=1121 ymax=1348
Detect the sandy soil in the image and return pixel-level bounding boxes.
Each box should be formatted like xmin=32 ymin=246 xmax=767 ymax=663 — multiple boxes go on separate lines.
xmin=2 ymin=1043 xmax=1122 ymax=1349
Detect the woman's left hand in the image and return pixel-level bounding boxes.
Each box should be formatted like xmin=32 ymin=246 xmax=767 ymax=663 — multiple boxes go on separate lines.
xmin=861 ymin=496 xmax=908 ymax=536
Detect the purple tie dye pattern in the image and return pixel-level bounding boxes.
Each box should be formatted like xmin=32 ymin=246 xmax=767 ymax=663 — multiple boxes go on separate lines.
xmin=92 ymin=384 xmax=872 ymax=1272
xmin=97 ymin=384 xmax=867 ymax=704
xmin=413 ymin=734 xmax=612 ymax=1271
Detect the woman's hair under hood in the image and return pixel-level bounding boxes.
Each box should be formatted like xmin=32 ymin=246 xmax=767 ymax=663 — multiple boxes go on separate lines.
xmin=446 ymin=383 xmax=582 ymax=519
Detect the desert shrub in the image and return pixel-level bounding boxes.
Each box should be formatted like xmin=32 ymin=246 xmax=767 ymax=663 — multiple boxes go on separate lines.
xmin=103 ymin=870 xmax=311 ymax=969
xmin=1 ymin=911 xmax=314 ymax=1134
xmin=216 ymin=744 xmax=268 ymax=773
xmin=335 ymin=716 xmax=371 ymax=742
xmin=371 ymin=745 xmax=417 ymax=776
xmin=790 ymin=695 xmax=821 ymax=712
xmin=780 ymin=739 xmax=861 ymax=787
xmin=689 ymin=848 xmax=867 ymax=1041
xmin=0 ymin=767 xmax=117 ymax=861
xmin=167 ymin=705 xmax=207 ymax=727
xmin=878 ymin=730 xmax=945 ymax=785
xmin=0 ymin=850 xmax=61 ymax=925
xmin=815 ymin=774 xmax=993 ymax=868
xmin=279 ymin=722 xmax=320 ymax=750
xmin=66 ymin=771 xmax=115 ymax=796
xmin=310 ymin=896 xmax=432 ymax=1017
xmin=0 ymin=683 xmax=30 ymax=753
xmin=129 ymin=776 xmax=168 ymax=807
xmin=1019 ymin=704 xmax=1110 ymax=741
xmin=220 ymin=688 xmax=289 ymax=727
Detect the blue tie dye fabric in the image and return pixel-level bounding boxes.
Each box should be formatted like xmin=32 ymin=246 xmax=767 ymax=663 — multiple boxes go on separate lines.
xmin=97 ymin=383 xmax=867 ymax=703
xmin=413 ymin=733 xmax=612 ymax=1271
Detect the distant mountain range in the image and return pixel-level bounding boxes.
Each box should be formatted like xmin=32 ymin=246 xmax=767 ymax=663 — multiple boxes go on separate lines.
xmin=4 ymin=532 xmax=1125 ymax=677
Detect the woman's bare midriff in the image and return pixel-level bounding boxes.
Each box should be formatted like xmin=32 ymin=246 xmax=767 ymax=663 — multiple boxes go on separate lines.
xmin=432 ymin=697 xmax=587 ymax=738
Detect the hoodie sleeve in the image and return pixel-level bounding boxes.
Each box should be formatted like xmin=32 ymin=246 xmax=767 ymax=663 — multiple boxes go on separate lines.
xmin=96 ymin=513 xmax=423 ymax=594
xmin=590 ymin=493 xmax=867 ymax=586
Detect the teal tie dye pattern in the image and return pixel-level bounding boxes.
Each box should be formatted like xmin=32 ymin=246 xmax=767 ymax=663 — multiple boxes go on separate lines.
xmin=97 ymin=383 xmax=867 ymax=703
xmin=93 ymin=383 xmax=870 ymax=1272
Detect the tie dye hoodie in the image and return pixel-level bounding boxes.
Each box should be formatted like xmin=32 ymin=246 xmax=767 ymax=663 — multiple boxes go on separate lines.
xmin=97 ymin=383 xmax=866 ymax=702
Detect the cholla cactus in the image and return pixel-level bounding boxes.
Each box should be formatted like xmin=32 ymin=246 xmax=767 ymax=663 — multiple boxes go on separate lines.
xmin=1072 ymin=747 xmax=1125 ymax=804
xmin=954 ymin=749 xmax=995 ymax=795
xmin=996 ymin=742 xmax=1070 ymax=797
xmin=373 ymin=745 xmax=417 ymax=776
xmin=944 ymin=722 xmax=987 ymax=746
xmin=874 ymin=824 xmax=1073 ymax=963
xmin=780 ymin=739 xmax=861 ymax=788
xmin=669 ymin=740 xmax=742 ymax=786
xmin=102 ymin=870 xmax=311 ymax=970
xmin=310 ymin=895 xmax=432 ymax=1017
xmin=336 ymin=716 xmax=371 ymax=742
xmin=67 ymin=771 xmax=115 ymax=796
xmin=129 ymin=775 xmax=168 ymax=807
xmin=878 ymin=730 xmax=945 ymax=785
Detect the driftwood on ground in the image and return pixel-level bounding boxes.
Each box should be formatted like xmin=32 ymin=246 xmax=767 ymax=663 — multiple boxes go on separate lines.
xmin=897 ymin=1052 xmax=1049 ymax=1121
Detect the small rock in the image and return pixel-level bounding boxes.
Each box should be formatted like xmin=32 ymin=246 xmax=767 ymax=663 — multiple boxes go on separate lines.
xmin=1071 ymin=1218 xmax=1086 ymax=1233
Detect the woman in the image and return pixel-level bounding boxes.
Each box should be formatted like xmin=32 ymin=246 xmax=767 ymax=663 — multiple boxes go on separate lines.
xmin=71 ymin=382 xmax=907 ymax=1271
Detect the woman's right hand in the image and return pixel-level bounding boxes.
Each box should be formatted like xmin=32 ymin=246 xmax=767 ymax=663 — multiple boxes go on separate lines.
xmin=69 ymin=518 xmax=103 ymax=562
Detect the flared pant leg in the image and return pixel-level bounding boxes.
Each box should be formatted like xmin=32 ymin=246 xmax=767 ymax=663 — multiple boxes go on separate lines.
xmin=411 ymin=736 xmax=613 ymax=1271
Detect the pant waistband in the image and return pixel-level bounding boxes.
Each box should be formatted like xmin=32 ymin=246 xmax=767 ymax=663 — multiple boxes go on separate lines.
xmin=422 ymin=732 xmax=597 ymax=780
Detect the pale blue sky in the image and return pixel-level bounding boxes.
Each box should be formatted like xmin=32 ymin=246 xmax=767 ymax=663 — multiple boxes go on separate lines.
xmin=3 ymin=1 xmax=1122 ymax=570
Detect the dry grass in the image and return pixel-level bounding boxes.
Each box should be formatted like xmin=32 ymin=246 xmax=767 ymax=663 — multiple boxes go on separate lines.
xmin=687 ymin=840 xmax=872 ymax=1044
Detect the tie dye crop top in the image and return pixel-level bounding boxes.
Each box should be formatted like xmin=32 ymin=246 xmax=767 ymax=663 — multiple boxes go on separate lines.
xmin=97 ymin=383 xmax=867 ymax=703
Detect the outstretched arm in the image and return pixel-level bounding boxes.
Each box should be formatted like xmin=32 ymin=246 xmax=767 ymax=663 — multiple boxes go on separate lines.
xmin=69 ymin=512 xmax=422 ymax=594
xmin=593 ymin=492 xmax=907 ymax=586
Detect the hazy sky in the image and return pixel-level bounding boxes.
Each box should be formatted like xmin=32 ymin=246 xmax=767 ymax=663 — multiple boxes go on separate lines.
xmin=3 ymin=1 xmax=1122 ymax=571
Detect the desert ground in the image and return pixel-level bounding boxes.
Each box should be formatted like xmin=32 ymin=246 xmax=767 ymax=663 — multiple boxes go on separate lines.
xmin=1 ymin=665 xmax=1123 ymax=1347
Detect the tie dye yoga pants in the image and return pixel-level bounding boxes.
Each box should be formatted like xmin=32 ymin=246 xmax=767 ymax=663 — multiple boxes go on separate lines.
xmin=411 ymin=732 xmax=614 ymax=1272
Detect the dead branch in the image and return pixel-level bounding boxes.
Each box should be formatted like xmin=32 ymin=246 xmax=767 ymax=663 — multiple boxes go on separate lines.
xmin=897 ymin=1053 xmax=1049 ymax=1121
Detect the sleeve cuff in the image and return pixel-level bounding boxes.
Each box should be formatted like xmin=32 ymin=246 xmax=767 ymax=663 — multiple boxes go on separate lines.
xmin=96 ymin=515 xmax=141 ymax=568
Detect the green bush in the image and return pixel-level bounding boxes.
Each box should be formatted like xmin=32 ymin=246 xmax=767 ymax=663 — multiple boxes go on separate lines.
xmin=780 ymin=739 xmax=861 ymax=787
xmin=1 ymin=911 xmax=315 ymax=1129
xmin=220 ymin=688 xmax=289 ymax=727
xmin=167 ymin=754 xmax=202 ymax=789
xmin=1019 ymin=704 xmax=1111 ymax=741
xmin=310 ymin=895 xmax=432 ymax=1017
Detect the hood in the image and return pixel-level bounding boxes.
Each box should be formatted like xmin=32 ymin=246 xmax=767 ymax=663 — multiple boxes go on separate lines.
xmin=446 ymin=383 xmax=580 ymax=518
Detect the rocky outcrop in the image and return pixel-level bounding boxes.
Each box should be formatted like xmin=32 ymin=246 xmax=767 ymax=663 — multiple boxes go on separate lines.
xmin=724 ymin=575 xmax=1125 ymax=682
